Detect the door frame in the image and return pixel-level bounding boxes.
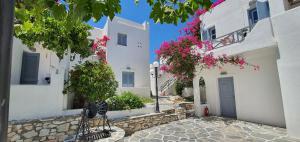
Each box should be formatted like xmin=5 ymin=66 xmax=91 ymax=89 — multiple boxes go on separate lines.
xmin=217 ymin=76 xmax=237 ymax=118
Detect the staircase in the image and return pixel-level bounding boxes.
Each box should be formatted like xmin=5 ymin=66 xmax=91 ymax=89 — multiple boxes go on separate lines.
xmin=159 ymin=77 xmax=177 ymax=96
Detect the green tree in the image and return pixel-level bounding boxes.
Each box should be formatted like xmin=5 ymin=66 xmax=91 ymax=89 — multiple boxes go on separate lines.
xmin=14 ymin=0 xmax=213 ymax=58
xmin=65 ymin=61 xmax=118 ymax=102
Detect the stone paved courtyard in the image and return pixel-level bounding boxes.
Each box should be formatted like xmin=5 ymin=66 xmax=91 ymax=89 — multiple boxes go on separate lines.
xmin=119 ymin=117 xmax=300 ymax=142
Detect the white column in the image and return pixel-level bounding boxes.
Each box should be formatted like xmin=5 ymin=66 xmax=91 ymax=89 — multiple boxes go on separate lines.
xmin=272 ymin=6 xmax=300 ymax=138
xmin=193 ymin=75 xmax=202 ymax=117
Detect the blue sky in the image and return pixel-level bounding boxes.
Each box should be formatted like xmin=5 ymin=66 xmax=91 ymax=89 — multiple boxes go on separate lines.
xmin=87 ymin=0 xmax=188 ymax=63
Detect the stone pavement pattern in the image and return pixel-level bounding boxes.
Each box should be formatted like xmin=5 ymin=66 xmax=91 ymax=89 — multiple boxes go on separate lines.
xmin=119 ymin=117 xmax=300 ymax=142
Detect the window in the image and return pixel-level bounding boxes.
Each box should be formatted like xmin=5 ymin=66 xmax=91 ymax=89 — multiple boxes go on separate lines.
xmin=122 ymin=72 xmax=134 ymax=87
xmin=248 ymin=8 xmax=258 ymax=26
xmin=208 ymin=26 xmax=216 ymax=40
xmin=20 ymin=52 xmax=40 ymax=84
xmin=201 ymin=30 xmax=208 ymax=41
xmin=117 ymin=33 xmax=127 ymax=46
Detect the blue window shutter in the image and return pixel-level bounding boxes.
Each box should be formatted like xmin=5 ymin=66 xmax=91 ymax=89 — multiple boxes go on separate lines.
xmin=20 ymin=52 xmax=40 ymax=84
xmin=118 ymin=34 xmax=122 ymax=45
xmin=256 ymin=1 xmax=270 ymax=20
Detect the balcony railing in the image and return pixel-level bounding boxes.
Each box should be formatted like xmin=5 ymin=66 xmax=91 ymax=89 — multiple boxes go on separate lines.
xmin=160 ymin=77 xmax=177 ymax=92
xmin=209 ymin=27 xmax=251 ymax=50
xmin=288 ymin=0 xmax=300 ymax=6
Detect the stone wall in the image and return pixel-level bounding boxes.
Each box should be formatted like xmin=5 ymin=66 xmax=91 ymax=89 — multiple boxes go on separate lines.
xmin=179 ymin=102 xmax=195 ymax=117
xmin=7 ymin=108 xmax=186 ymax=142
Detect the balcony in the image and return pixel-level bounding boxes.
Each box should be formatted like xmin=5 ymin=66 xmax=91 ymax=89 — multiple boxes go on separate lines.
xmin=210 ymin=27 xmax=252 ymax=50
xmin=205 ymin=18 xmax=276 ymax=56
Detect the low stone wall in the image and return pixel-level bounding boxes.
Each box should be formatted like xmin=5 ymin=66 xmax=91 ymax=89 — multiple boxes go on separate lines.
xmin=7 ymin=108 xmax=186 ymax=142
xmin=179 ymin=102 xmax=195 ymax=117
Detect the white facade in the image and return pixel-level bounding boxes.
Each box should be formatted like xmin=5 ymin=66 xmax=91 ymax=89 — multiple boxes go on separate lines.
xmin=9 ymin=17 xmax=150 ymax=120
xmin=104 ymin=17 xmax=150 ymax=98
xmin=193 ymin=0 xmax=300 ymax=138
xmin=71 ymin=17 xmax=151 ymax=97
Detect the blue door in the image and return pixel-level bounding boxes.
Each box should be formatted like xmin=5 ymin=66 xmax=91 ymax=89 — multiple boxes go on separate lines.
xmin=20 ymin=52 xmax=40 ymax=84
xmin=218 ymin=77 xmax=237 ymax=118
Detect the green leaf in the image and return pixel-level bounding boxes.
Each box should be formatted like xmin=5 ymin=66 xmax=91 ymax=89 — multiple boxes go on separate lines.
xmin=23 ymin=21 xmax=33 ymax=31
xmin=51 ymin=4 xmax=67 ymax=19
xmin=92 ymin=2 xmax=103 ymax=21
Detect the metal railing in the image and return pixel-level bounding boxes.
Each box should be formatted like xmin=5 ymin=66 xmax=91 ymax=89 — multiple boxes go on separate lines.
xmin=160 ymin=77 xmax=177 ymax=92
xmin=207 ymin=26 xmax=251 ymax=50
xmin=289 ymin=0 xmax=300 ymax=6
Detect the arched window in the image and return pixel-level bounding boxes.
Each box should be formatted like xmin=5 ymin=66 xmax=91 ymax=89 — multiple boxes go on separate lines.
xmin=199 ymin=77 xmax=207 ymax=104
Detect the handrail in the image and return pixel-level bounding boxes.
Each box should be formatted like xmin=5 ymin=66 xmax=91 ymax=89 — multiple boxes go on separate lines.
xmin=205 ymin=26 xmax=252 ymax=50
xmin=289 ymin=0 xmax=300 ymax=5
xmin=160 ymin=77 xmax=177 ymax=92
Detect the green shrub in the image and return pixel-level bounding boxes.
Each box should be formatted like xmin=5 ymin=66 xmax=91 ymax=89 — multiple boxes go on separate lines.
xmin=175 ymin=81 xmax=185 ymax=96
xmin=175 ymin=80 xmax=193 ymax=96
xmin=65 ymin=61 xmax=118 ymax=106
xmin=184 ymin=96 xmax=194 ymax=102
xmin=106 ymin=91 xmax=145 ymax=111
xmin=106 ymin=96 xmax=128 ymax=111
xmin=120 ymin=92 xmax=144 ymax=108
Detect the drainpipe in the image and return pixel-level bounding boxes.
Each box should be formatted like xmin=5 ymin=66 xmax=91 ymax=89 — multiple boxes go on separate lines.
xmin=0 ymin=0 xmax=15 ymax=141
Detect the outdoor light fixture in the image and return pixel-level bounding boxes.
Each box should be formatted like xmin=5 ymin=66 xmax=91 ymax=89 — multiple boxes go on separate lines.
xmin=151 ymin=61 xmax=161 ymax=113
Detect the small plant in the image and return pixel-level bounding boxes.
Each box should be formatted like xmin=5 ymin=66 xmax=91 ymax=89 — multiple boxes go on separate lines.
xmin=184 ymin=96 xmax=194 ymax=102
xmin=119 ymin=92 xmax=144 ymax=109
xmin=175 ymin=80 xmax=193 ymax=96
xmin=65 ymin=61 xmax=118 ymax=106
xmin=106 ymin=96 xmax=128 ymax=111
xmin=106 ymin=91 xmax=145 ymax=111
xmin=140 ymin=97 xmax=154 ymax=104
xmin=175 ymin=81 xmax=185 ymax=96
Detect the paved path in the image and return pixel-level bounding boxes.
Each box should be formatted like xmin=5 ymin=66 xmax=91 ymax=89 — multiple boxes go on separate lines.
xmin=119 ymin=117 xmax=300 ymax=142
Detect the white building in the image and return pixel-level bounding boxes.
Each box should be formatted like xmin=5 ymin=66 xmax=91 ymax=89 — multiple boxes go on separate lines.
xmin=72 ymin=17 xmax=151 ymax=98
xmin=9 ymin=17 xmax=150 ymax=120
xmin=192 ymin=0 xmax=300 ymax=138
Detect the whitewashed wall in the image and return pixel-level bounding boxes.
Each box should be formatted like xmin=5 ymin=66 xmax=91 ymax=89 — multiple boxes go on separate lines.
xmin=10 ymin=38 xmax=60 ymax=85
xmin=271 ymin=5 xmax=300 ymax=138
xmin=193 ymin=47 xmax=286 ymax=127
xmin=9 ymin=69 xmax=65 ymax=121
xmin=200 ymin=0 xmax=251 ymax=38
xmin=105 ymin=17 xmax=150 ymax=97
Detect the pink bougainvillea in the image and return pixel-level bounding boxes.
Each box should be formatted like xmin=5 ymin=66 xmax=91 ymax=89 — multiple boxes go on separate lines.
xmin=92 ymin=35 xmax=110 ymax=62
xmin=157 ymin=0 xmax=258 ymax=80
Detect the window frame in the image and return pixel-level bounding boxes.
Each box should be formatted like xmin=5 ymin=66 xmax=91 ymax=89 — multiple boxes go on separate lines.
xmin=122 ymin=71 xmax=134 ymax=87
xmin=248 ymin=8 xmax=259 ymax=27
xmin=117 ymin=33 xmax=127 ymax=46
xmin=208 ymin=26 xmax=216 ymax=40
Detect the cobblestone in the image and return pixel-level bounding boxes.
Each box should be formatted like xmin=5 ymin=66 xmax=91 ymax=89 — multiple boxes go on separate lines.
xmin=120 ymin=117 xmax=300 ymax=142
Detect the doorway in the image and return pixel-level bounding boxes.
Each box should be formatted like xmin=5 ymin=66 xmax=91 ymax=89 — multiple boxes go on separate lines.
xmin=218 ymin=77 xmax=237 ymax=118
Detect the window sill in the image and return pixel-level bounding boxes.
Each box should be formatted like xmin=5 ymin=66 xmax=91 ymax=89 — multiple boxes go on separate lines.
xmin=117 ymin=44 xmax=127 ymax=47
